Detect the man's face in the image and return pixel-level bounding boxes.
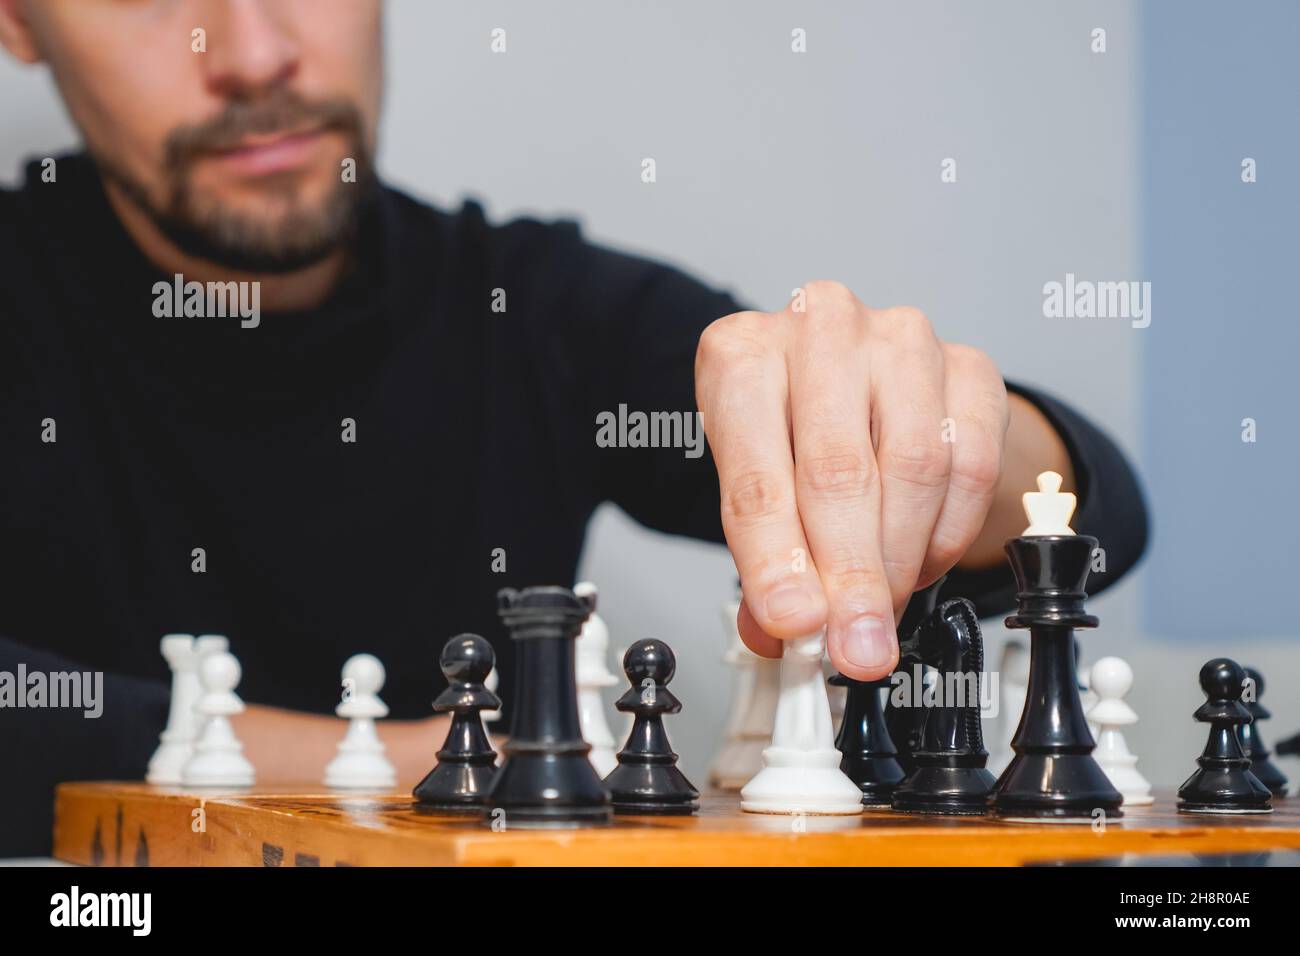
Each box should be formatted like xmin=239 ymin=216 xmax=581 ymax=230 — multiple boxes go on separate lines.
xmin=11 ymin=0 xmax=384 ymax=273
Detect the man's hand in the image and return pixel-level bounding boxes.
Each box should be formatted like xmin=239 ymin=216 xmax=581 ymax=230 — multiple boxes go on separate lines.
xmin=696 ymin=281 xmax=1051 ymax=682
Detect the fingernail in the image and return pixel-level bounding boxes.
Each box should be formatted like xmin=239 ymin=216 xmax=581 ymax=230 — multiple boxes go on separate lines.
xmin=765 ymin=585 xmax=813 ymax=622
xmin=842 ymin=615 xmax=894 ymax=669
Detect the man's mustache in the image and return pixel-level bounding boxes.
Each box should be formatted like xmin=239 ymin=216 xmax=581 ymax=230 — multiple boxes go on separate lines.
xmin=164 ymin=90 xmax=365 ymax=168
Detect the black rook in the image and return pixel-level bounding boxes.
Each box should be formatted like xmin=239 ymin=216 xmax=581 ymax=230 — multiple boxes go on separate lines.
xmin=484 ymin=586 xmax=612 ymax=828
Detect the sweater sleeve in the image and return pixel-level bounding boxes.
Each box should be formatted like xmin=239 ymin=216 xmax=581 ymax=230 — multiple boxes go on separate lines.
xmin=0 ymin=636 xmax=169 ymax=858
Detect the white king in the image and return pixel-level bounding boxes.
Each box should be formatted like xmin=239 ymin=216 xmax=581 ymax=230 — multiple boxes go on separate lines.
xmin=1021 ymin=470 xmax=1076 ymax=536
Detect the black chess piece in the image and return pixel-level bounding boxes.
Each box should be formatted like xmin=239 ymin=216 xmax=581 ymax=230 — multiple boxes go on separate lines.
xmin=882 ymin=578 xmax=946 ymax=774
xmin=484 ymin=586 xmax=612 ymax=827
xmin=989 ymin=534 xmax=1123 ymax=821
xmin=830 ymin=673 xmax=904 ymax=806
xmin=413 ymin=634 xmax=501 ymax=813
xmin=891 ymin=598 xmax=996 ymax=815
xmin=1239 ymin=668 xmax=1288 ymax=796
xmin=1277 ymin=730 xmax=1300 ymax=758
xmin=603 ymin=639 xmax=699 ymax=814
xmin=1178 ymin=658 xmax=1273 ymax=814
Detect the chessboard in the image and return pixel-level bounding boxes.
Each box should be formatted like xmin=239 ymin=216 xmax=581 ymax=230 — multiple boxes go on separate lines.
xmin=71 ymin=480 xmax=1291 ymax=870
xmin=52 ymin=782 xmax=1300 ymax=867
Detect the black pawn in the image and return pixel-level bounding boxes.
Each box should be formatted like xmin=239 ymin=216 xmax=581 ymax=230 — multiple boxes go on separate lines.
xmin=1239 ymin=668 xmax=1288 ymax=796
xmin=830 ymin=674 xmax=904 ymax=806
xmin=413 ymin=634 xmax=501 ymax=813
xmin=603 ymin=639 xmax=699 ymax=815
xmin=485 ymin=587 xmax=612 ymax=827
xmin=1179 ymin=658 xmax=1273 ymax=814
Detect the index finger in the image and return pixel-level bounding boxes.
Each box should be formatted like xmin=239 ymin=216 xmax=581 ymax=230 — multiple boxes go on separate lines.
xmin=695 ymin=313 xmax=828 ymax=652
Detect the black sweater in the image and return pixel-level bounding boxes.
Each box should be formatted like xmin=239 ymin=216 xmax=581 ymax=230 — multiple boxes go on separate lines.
xmin=0 ymin=154 xmax=1148 ymax=854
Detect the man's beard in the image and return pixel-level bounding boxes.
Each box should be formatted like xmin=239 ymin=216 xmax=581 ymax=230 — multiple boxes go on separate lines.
xmin=95 ymin=89 xmax=376 ymax=275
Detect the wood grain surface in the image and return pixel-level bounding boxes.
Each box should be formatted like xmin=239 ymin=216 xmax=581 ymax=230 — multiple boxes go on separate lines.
xmin=51 ymin=782 xmax=1300 ymax=867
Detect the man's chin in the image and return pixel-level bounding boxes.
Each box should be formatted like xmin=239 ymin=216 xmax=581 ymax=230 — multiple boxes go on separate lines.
xmin=160 ymin=215 xmax=350 ymax=275
xmin=92 ymin=141 xmax=377 ymax=276
xmin=162 ymin=179 xmax=374 ymax=275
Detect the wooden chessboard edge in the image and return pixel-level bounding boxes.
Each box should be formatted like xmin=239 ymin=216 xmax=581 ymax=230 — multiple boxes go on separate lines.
xmin=51 ymin=782 xmax=1300 ymax=868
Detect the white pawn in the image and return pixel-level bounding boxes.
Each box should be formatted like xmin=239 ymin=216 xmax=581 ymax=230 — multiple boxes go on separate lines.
xmin=573 ymin=582 xmax=619 ymax=778
xmin=324 ymin=654 xmax=397 ymax=790
xmin=1087 ymin=656 xmax=1153 ymax=806
xmin=147 ymin=634 xmax=197 ymax=784
xmin=181 ymin=650 xmax=255 ymax=787
xmin=740 ymin=631 xmax=863 ymax=815
xmin=988 ymin=639 xmax=1028 ymax=777
xmin=1079 ymin=649 xmax=1100 ymax=740
xmin=154 ymin=634 xmax=230 ymax=784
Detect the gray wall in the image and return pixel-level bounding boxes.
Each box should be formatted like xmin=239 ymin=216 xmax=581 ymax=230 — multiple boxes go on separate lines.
xmin=2 ymin=1 xmax=1292 ymax=789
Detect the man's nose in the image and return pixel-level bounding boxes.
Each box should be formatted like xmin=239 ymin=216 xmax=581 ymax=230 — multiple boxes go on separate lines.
xmin=199 ymin=0 xmax=300 ymax=99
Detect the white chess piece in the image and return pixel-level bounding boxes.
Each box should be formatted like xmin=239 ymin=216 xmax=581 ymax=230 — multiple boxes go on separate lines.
xmin=1079 ymin=653 xmax=1100 ymax=739
xmin=825 ymin=657 xmax=847 ymax=726
xmin=713 ymin=601 xmax=782 ymax=792
xmin=150 ymin=634 xmax=228 ymax=784
xmin=573 ymin=581 xmax=619 ymax=778
xmin=483 ymin=666 xmax=502 ymax=723
xmin=614 ymin=645 xmax=636 ymax=743
xmin=324 ymin=653 xmax=397 ymax=790
xmin=709 ymin=592 xmax=754 ymax=788
xmin=987 ymin=639 xmax=1028 ymax=777
xmin=740 ymin=631 xmax=863 ymax=815
xmin=193 ymin=635 xmax=232 ymax=715
xmin=1087 ymin=656 xmax=1153 ymax=806
xmin=146 ymin=634 xmax=197 ymax=784
xmin=181 ymin=650 xmax=255 ymax=787
xmin=1022 ymin=471 xmax=1075 ymax=536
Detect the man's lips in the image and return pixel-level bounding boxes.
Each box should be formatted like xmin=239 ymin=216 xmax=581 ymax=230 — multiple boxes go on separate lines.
xmin=202 ymin=127 xmax=329 ymax=176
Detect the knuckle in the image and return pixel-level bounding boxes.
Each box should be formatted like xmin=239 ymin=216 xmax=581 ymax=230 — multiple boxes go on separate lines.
xmin=944 ymin=341 xmax=992 ymax=370
xmin=722 ymin=469 xmax=792 ymax=522
xmin=924 ymin=531 xmax=969 ymax=573
xmin=696 ymin=312 xmax=773 ymax=371
xmin=949 ymin=439 xmax=1002 ymax=496
xmin=820 ymin=551 xmax=887 ymax=594
xmin=946 ymin=343 xmax=1008 ymax=397
xmin=802 ymin=280 xmax=861 ymax=319
xmin=798 ymin=446 xmax=875 ymax=498
xmin=879 ymin=306 xmax=934 ymax=339
xmin=881 ymin=440 xmax=951 ymax=490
